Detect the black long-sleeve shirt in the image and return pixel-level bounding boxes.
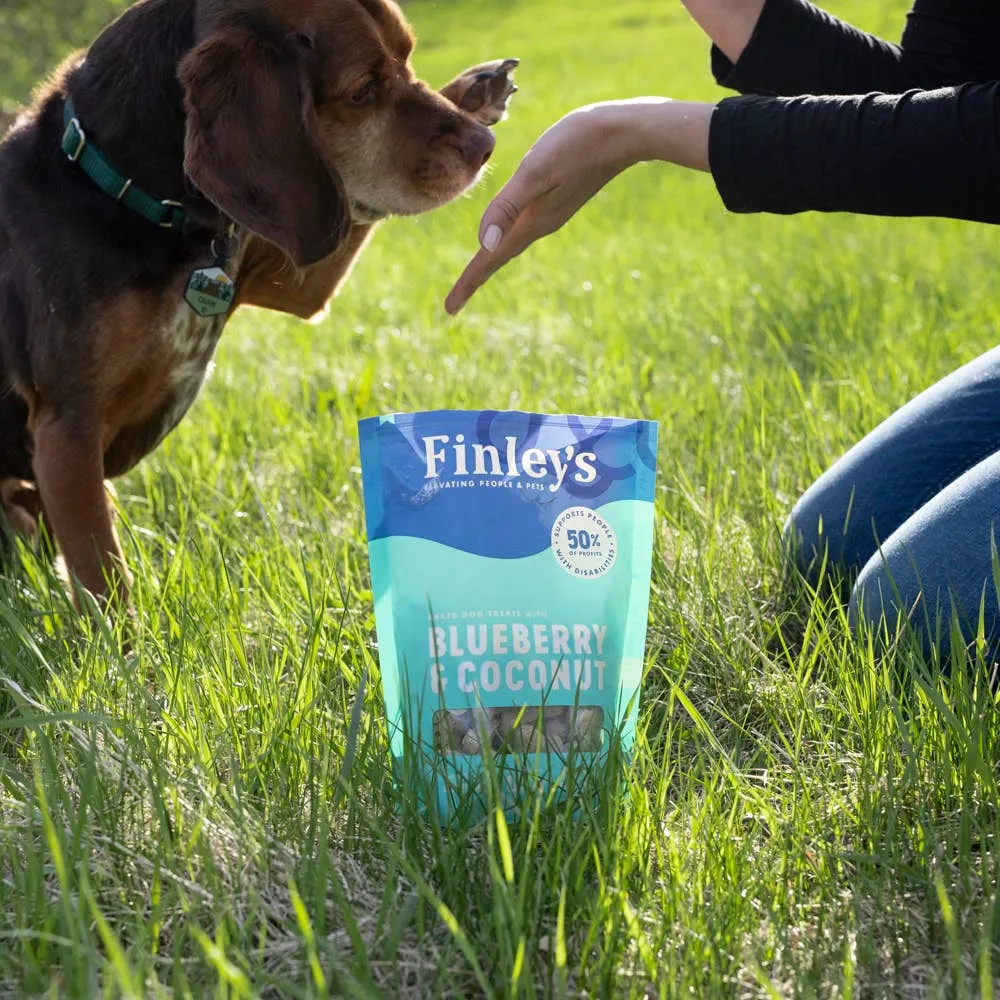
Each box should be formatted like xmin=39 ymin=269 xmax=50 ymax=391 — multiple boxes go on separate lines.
xmin=707 ymin=0 xmax=1000 ymax=222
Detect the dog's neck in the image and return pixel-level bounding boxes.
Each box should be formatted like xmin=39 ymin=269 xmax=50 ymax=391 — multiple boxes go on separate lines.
xmin=65 ymin=0 xmax=223 ymax=233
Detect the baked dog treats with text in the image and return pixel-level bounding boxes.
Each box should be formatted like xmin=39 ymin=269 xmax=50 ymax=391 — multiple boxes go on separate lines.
xmin=359 ymin=409 xmax=658 ymax=817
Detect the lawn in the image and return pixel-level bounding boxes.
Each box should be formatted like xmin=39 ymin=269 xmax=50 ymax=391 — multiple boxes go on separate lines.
xmin=4 ymin=0 xmax=1000 ymax=996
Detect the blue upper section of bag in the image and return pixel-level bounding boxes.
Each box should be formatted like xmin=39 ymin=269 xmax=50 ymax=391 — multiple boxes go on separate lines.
xmin=359 ymin=409 xmax=658 ymax=558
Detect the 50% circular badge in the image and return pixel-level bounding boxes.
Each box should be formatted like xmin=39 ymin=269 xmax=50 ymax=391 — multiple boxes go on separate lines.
xmin=551 ymin=506 xmax=618 ymax=578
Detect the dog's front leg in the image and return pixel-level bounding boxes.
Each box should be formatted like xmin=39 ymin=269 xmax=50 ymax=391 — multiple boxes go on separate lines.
xmin=439 ymin=59 xmax=519 ymax=125
xmin=31 ymin=410 xmax=130 ymax=607
xmin=236 ymin=224 xmax=376 ymax=319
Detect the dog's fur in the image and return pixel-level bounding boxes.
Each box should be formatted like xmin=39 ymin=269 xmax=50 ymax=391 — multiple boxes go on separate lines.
xmin=0 ymin=0 xmax=515 ymax=606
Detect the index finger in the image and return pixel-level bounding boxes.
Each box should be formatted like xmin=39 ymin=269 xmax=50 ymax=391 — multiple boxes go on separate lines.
xmin=445 ymin=242 xmax=513 ymax=315
xmin=444 ymin=164 xmax=547 ymax=314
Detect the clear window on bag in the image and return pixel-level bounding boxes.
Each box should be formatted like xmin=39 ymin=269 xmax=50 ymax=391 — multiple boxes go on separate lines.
xmin=433 ymin=705 xmax=604 ymax=755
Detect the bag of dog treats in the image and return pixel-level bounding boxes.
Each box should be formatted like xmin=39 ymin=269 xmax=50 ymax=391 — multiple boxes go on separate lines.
xmin=358 ymin=409 xmax=658 ymax=816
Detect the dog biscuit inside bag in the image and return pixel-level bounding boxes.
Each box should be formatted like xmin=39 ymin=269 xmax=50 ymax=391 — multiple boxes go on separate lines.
xmin=358 ymin=409 xmax=658 ymax=816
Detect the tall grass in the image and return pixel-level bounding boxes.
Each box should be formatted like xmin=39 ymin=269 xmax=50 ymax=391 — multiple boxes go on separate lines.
xmin=3 ymin=0 xmax=1000 ymax=995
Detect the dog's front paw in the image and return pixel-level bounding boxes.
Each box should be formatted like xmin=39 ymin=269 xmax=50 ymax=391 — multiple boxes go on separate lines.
xmin=440 ymin=58 xmax=519 ymax=126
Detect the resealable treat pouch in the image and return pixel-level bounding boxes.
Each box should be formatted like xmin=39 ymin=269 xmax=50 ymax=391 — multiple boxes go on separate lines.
xmin=358 ymin=409 xmax=658 ymax=816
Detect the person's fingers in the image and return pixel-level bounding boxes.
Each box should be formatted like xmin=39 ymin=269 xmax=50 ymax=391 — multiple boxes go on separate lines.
xmin=445 ymin=161 xmax=554 ymax=314
xmin=445 ymin=244 xmax=509 ymax=315
xmin=444 ymin=188 xmax=527 ymax=315
xmin=445 ymin=216 xmax=536 ymax=314
xmin=477 ymin=190 xmax=524 ymax=251
xmin=444 ymin=248 xmax=492 ymax=315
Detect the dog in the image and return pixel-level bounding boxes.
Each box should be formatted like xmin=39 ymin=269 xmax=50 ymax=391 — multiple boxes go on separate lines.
xmin=0 ymin=0 xmax=516 ymax=610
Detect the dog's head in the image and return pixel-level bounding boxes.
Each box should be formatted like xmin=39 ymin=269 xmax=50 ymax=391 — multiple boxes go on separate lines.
xmin=179 ymin=0 xmax=495 ymax=266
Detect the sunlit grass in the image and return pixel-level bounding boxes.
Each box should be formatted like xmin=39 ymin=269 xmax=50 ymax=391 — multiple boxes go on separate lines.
xmin=3 ymin=0 xmax=1000 ymax=996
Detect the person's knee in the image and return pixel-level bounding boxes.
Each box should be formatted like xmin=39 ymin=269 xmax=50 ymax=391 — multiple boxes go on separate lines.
xmin=846 ymin=548 xmax=953 ymax=666
xmin=847 ymin=552 xmax=912 ymax=642
xmin=782 ymin=488 xmax=848 ymax=586
xmin=847 ymin=544 xmax=998 ymax=662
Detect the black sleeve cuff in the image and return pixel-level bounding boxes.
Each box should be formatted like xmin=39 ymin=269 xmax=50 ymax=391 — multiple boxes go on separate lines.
xmin=708 ymin=97 xmax=765 ymax=214
xmin=710 ymin=0 xmax=809 ymax=96
xmin=709 ymin=0 xmax=921 ymax=97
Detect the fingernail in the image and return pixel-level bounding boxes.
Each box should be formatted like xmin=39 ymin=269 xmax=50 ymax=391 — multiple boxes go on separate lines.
xmin=483 ymin=224 xmax=502 ymax=252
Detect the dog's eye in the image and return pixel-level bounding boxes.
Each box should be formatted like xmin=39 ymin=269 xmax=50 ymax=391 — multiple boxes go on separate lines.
xmin=350 ymin=81 xmax=378 ymax=107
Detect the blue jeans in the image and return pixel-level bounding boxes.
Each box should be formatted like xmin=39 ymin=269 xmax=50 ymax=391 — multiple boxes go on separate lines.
xmin=784 ymin=346 xmax=1000 ymax=659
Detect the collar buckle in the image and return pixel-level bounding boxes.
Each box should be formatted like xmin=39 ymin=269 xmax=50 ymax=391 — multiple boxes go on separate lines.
xmin=159 ymin=199 xmax=184 ymax=229
xmin=63 ymin=117 xmax=87 ymax=163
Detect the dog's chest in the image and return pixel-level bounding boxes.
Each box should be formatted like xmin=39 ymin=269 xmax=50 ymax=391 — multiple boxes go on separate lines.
xmin=101 ymin=254 xmax=243 ymax=477
xmin=157 ymin=304 xmax=228 ymax=430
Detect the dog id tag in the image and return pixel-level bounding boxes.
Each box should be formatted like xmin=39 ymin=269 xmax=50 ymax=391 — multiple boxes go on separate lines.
xmin=184 ymin=266 xmax=235 ymax=318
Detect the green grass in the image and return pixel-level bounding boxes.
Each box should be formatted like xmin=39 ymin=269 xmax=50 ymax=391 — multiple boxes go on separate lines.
xmin=4 ymin=0 xmax=1000 ymax=996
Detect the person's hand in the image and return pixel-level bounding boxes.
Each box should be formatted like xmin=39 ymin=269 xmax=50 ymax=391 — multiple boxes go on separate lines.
xmin=445 ymin=101 xmax=651 ymax=315
xmin=444 ymin=99 xmax=713 ymax=314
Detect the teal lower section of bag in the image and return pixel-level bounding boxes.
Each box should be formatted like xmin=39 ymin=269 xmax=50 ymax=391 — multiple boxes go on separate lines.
xmin=389 ymin=726 xmax=635 ymax=823
xmin=367 ymin=496 xmax=655 ymax=819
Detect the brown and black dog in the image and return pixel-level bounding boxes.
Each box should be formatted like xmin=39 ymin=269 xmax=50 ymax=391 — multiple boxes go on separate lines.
xmin=0 ymin=0 xmax=516 ymax=608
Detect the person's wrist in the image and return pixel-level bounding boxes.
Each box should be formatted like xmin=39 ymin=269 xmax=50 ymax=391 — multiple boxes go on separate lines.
xmin=630 ymin=99 xmax=714 ymax=171
xmin=583 ymin=99 xmax=713 ymax=170
xmin=563 ymin=101 xmax=652 ymax=175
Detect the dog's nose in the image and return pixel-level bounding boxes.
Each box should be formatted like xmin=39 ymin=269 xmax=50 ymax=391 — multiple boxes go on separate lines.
xmin=459 ymin=128 xmax=495 ymax=170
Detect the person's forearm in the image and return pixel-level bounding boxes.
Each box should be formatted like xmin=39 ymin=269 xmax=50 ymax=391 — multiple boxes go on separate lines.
xmin=682 ymin=0 xmax=765 ymax=64
xmin=624 ymin=99 xmax=714 ymax=171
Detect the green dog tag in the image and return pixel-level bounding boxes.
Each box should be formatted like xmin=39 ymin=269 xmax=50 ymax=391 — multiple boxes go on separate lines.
xmin=185 ymin=266 xmax=235 ymax=318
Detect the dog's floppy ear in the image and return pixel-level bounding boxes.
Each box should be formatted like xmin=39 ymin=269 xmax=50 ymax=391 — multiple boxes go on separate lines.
xmin=179 ymin=25 xmax=351 ymax=266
